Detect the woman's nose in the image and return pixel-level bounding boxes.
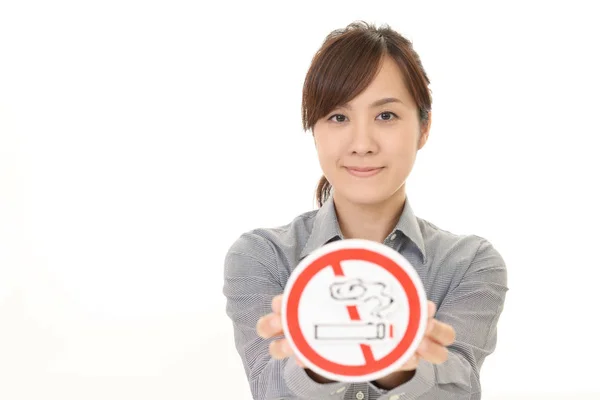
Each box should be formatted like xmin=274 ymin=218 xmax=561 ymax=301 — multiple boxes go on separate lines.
xmin=349 ymin=125 xmax=378 ymax=155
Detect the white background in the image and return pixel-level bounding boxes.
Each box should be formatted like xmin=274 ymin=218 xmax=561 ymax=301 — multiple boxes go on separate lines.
xmin=1 ymin=1 xmax=598 ymax=399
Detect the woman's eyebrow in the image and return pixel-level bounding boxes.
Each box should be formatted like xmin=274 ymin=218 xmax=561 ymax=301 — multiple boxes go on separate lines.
xmin=339 ymin=97 xmax=404 ymax=110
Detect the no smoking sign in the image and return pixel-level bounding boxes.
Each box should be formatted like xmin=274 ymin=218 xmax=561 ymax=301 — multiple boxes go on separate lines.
xmin=282 ymin=239 xmax=428 ymax=382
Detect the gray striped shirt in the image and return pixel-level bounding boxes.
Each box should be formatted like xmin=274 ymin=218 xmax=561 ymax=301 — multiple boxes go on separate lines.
xmin=223 ymin=195 xmax=508 ymax=400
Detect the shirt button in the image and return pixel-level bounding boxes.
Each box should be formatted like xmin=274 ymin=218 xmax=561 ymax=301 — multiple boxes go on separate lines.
xmin=390 ymin=233 xmax=397 ymax=240
xmin=356 ymin=391 xmax=365 ymax=400
xmin=389 ymin=396 xmax=399 ymax=400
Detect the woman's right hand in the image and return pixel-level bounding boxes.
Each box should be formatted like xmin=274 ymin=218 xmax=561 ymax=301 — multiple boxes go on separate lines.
xmin=256 ymin=294 xmax=305 ymax=367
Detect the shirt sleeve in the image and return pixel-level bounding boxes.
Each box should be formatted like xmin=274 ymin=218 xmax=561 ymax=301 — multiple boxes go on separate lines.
xmin=369 ymin=238 xmax=509 ymax=400
xmin=223 ymin=233 xmax=350 ymax=400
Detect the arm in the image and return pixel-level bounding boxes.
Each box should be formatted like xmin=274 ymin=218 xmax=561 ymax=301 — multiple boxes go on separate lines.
xmin=369 ymin=238 xmax=509 ymax=399
xmin=223 ymin=233 xmax=350 ymax=400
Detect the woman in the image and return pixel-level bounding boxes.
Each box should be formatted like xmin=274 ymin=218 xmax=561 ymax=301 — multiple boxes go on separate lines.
xmin=223 ymin=21 xmax=508 ymax=400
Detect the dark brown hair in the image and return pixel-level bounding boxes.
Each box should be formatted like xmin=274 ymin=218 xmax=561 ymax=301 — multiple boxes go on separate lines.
xmin=301 ymin=21 xmax=433 ymax=208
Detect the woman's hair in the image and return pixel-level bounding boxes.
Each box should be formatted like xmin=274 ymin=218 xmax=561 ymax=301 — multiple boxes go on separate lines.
xmin=302 ymin=21 xmax=432 ymax=208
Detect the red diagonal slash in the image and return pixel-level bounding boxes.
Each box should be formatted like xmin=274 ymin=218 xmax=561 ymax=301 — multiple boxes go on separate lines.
xmin=331 ymin=261 xmax=376 ymax=364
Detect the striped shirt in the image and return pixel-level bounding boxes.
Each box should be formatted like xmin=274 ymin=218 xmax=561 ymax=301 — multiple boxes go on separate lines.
xmin=223 ymin=195 xmax=508 ymax=400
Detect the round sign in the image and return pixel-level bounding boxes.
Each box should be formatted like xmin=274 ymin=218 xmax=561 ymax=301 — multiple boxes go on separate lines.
xmin=281 ymin=238 xmax=428 ymax=382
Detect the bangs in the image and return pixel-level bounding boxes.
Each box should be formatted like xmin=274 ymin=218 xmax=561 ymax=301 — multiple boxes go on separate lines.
xmin=302 ymin=31 xmax=386 ymax=131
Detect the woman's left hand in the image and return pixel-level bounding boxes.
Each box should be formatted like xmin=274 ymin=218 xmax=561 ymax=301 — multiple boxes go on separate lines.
xmin=372 ymin=301 xmax=456 ymax=389
xmin=395 ymin=300 xmax=456 ymax=371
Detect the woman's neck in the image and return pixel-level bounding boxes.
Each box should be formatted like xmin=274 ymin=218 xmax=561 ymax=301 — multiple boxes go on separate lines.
xmin=332 ymin=189 xmax=407 ymax=244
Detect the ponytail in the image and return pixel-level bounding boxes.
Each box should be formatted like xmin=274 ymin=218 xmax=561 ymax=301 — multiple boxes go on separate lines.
xmin=315 ymin=175 xmax=332 ymax=208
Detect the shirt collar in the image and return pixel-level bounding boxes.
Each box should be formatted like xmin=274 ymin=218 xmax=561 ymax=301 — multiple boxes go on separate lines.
xmin=299 ymin=195 xmax=427 ymax=263
xmin=299 ymin=195 xmax=343 ymax=260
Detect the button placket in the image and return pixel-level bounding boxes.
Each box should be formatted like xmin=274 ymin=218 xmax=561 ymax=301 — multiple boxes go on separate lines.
xmin=331 ymin=385 xmax=347 ymax=396
xmin=389 ymin=393 xmax=405 ymax=400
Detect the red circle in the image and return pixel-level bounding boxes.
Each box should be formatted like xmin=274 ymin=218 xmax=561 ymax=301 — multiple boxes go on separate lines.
xmin=286 ymin=248 xmax=422 ymax=377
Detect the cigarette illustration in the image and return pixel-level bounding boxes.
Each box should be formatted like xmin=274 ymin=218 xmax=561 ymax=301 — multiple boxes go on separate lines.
xmin=314 ymin=322 xmax=394 ymax=341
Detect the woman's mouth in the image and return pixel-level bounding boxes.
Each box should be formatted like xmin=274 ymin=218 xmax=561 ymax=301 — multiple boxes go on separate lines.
xmin=344 ymin=167 xmax=384 ymax=177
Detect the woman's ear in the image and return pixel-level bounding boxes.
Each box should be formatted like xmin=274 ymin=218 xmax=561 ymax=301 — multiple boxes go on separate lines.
xmin=418 ymin=112 xmax=432 ymax=150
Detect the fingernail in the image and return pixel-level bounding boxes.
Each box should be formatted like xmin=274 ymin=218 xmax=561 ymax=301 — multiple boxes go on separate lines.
xmin=281 ymin=340 xmax=291 ymax=355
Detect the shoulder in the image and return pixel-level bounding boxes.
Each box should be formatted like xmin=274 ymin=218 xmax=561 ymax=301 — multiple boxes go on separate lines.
xmin=418 ymin=217 xmax=506 ymax=276
xmin=224 ymin=208 xmax=318 ymax=275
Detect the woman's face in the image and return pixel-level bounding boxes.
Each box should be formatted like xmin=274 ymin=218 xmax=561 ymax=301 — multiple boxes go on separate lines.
xmin=313 ymin=55 xmax=431 ymax=206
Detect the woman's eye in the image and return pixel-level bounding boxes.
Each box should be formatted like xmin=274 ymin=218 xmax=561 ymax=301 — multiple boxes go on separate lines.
xmin=377 ymin=111 xmax=398 ymax=121
xmin=327 ymin=114 xmax=347 ymax=123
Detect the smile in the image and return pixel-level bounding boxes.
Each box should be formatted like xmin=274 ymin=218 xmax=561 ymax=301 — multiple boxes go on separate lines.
xmin=344 ymin=167 xmax=384 ymax=178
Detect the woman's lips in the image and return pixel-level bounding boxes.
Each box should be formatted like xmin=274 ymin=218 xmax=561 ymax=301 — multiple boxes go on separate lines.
xmin=344 ymin=167 xmax=384 ymax=177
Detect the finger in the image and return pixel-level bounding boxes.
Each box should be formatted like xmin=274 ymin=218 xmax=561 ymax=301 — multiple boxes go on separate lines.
xmin=397 ymin=354 xmax=419 ymax=371
xmin=427 ymin=301 xmax=436 ymax=318
xmin=417 ymin=337 xmax=449 ymax=364
xmin=272 ymin=295 xmax=283 ymax=314
xmin=269 ymin=338 xmax=294 ymax=360
xmin=256 ymin=313 xmax=283 ymax=338
xmin=426 ymin=319 xmax=456 ymax=347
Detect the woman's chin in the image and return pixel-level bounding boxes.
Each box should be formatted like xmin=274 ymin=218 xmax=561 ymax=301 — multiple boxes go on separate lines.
xmin=336 ymin=190 xmax=388 ymax=206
